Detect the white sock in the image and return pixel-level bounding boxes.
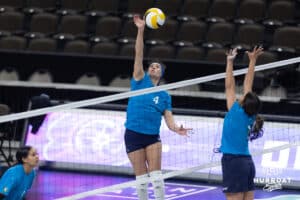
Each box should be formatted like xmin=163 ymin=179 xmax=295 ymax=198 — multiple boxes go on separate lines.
xmin=136 ymin=174 xmax=149 ymax=200
xmin=149 ymin=170 xmax=165 ymax=200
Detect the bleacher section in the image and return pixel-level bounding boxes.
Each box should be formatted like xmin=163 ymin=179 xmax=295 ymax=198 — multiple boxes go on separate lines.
xmin=0 ymin=0 xmax=299 ymax=103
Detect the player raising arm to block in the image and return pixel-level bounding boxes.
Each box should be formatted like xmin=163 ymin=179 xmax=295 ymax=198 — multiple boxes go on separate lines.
xmin=220 ymin=46 xmax=264 ymax=200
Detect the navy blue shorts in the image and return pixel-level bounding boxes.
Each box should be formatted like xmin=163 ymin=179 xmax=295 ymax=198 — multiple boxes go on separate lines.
xmin=221 ymin=154 xmax=256 ymax=193
xmin=124 ymin=129 xmax=161 ymax=153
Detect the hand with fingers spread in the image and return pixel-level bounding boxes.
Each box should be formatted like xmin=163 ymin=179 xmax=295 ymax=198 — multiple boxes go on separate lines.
xmin=133 ymin=15 xmax=145 ymax=30
xmin=175 ymin=125 xmax=193 ymax=137
xmin=226 ymin=48 xmax=238 ymax=62
xmin=246 ymin=46 xmax=264 ymax=61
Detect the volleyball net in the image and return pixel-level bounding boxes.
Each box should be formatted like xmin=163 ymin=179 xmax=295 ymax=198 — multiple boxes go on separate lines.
xmin=0 ymin=57 xmax=300 ymax=199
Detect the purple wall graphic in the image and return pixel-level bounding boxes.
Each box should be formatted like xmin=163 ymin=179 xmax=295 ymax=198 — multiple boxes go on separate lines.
xmin=25 ymin=109 xmax=300 ymax=184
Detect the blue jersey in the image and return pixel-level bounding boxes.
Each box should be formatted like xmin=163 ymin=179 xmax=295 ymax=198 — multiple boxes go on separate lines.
xmin=0 ymin=164 xmax=36 ymax=200
xmin=220 ymin=101 xmax=255 ymax=155
xmin=125 ymin=73 xmax=172 ymax=135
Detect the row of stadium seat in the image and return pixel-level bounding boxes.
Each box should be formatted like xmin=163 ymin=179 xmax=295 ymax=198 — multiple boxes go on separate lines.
xmin=1 ymin=0 xmax=299 ymax=25
xmin=0 ymin=0 xmax=299 ymax=99
xmin=0 ymin=11 xmax=299 ymax=60
xmin=0 ymin=36 xmax=286 ymax=64
xmin=0 ymin=11 xmax=298 ymax=45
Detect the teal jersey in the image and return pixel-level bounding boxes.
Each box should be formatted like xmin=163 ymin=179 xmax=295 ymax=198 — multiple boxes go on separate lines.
xmin=0 ymin=164 xmax=36 ymax=200
xmin=220 ymin=101 xmax=255 ymax=155
xmin=125 ymin=73 xmax=172 ymax=135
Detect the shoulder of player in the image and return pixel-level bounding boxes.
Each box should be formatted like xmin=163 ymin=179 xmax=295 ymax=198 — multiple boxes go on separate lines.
xmin=1 ymin=165 xmax=22 ymax=180
xmin=7 ymin=164 xmax=22 ymax=173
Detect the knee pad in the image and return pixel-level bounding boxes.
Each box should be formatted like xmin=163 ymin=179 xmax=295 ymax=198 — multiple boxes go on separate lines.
xmin=149 ymin=170 xmax=165 ymax=200
xmin=136 ymin=174 xmax=149 ymax=200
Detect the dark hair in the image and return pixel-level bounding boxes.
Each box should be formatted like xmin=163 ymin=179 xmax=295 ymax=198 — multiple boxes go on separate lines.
xmin=148 ymin=60 xmax=167 ymax=77
xmin=16 ymin=146 xmax=32 ymax=164
xmin=242 ymin=92 xmax=264 ymax=141
xmin=242 ymin=92 xmax=262 ymax=116
xmin=254 ymin=115 xmax=264 ymax=132
xmin=249 ymin=115 xmax=264 ymax=141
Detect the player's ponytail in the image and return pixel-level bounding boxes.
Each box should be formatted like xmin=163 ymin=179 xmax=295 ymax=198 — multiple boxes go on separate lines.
xmin=254 ymin=115 xmax=264 ymax=132
xmin=249 ymin=115 xmax=264 ymax=141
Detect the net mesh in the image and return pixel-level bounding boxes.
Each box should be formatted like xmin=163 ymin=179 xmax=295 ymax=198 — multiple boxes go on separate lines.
xmin=0 ymin=58 xmax=300 ymax=199
xmin=27 ymin=108 xmax=298 ymax=200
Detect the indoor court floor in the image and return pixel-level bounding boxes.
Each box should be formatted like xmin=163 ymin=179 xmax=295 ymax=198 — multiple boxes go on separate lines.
xmin=27 ymin=170 xmax=300 ymax=200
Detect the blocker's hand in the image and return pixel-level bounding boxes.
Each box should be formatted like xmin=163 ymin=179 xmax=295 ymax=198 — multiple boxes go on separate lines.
xmin=226 ymin=48 xmax=238 ymax=61
xmin=246 ymin=46 xmax=264 ymax=61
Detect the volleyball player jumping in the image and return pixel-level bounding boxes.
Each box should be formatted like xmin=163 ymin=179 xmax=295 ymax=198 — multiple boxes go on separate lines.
xmin=124 ymin=15 xmax=192 ymax=200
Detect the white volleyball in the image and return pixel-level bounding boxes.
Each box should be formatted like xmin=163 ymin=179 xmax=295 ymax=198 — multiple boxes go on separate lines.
xmin=144 ymin=8 xmax=166 ymax=29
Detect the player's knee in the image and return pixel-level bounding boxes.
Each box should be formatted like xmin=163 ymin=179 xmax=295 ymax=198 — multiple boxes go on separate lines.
xmin=149 ymin=170 xmax=165 ymax=200
xmin=136 ymin=174 xmax=149 ymax=200
xmin=137 ymin=182 xmax=148 ymax=197
xmin=150 ymin=170 xmax=164 ymax=185
xmin=136 ymin=181 xmax=148 ymax=191
xmin=152 ymin=178 xmax=164 ymax=189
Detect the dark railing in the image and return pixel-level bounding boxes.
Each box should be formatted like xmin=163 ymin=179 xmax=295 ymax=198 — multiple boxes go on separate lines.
xmin=0 ymin=50 xmax=235 ymax=85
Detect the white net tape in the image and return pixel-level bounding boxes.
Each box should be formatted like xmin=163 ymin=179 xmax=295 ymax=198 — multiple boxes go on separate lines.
xmin=0 ymin=57 xmax=299 ymax=123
